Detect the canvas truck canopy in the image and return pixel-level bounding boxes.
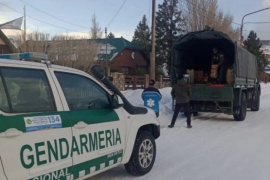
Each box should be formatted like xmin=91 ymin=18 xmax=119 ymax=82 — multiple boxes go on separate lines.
xmin=171 ymin=29 xmax=236 ymax=84
xmin=235 ymin=45 xmax=257 ymax=79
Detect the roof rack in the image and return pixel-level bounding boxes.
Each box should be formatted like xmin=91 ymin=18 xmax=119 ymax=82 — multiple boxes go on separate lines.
xmin=0 ymin=52 xmax=48 ymax=61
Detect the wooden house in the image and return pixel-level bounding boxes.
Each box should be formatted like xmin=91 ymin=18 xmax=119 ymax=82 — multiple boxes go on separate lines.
xmin=95 ymin=37 xmax=149 ymax=75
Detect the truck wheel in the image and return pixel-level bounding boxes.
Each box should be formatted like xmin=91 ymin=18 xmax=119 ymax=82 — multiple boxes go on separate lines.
xmin=125 ymin=131 xmax=156 ymax=176
xmin=233 ymin=93 xmax=247 ymax=121
xmin=251 ymin=90 xmax=260 ymax=111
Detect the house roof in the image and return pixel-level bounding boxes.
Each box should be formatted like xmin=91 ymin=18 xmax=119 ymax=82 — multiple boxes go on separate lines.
xmin=94 ymin=37 xmax=142 ymax=60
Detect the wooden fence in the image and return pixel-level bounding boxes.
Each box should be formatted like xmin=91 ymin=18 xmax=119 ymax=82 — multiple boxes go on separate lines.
xmin=110 ymin=73 xmax=171 ymax=90
xmin=125 ymin=75 xmax=147 ymax=90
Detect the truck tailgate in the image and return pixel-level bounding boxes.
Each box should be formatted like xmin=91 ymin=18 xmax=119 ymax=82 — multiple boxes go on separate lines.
xmin=190 ymin=84 xmax=233 ymax=102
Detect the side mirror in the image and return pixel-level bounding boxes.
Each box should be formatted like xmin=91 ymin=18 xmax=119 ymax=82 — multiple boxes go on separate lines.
xmin=112 ymin=94 xmax=124 ymax=108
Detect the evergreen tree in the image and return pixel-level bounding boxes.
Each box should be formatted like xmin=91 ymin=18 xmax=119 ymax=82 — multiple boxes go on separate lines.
xmin=108 ymin=32 xmax=115 ymax=38
xmin=155 ymin=0 xmax=185 ymax=75
xmin=243 ymin=30 xmax=268 ymax=73
xmin=131 ymin=15 xmax=151 ymax=57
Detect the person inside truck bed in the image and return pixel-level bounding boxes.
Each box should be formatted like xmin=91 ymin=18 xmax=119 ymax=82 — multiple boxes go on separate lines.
xmin=211 ymin=47 xmax=227 ymax=83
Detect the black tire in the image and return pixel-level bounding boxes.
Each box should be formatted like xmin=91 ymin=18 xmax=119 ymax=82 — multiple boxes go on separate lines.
xmin=233 ymin=93 xmax=247 ymax=121
xmin=125 ymin=131 xmax=156 ymax=176
xmin=251 ymin=90 xmax=260 ymax=111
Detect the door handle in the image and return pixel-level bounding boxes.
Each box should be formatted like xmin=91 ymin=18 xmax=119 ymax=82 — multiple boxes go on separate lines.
xmin=0 ymin=128 xmax=23 ymax=138
xmin=73 ymin=121 xmax=87 ymax=129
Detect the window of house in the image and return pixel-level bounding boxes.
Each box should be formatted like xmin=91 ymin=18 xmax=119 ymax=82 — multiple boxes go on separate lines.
xmin=55 ymin=72 xmax=110 ymax=110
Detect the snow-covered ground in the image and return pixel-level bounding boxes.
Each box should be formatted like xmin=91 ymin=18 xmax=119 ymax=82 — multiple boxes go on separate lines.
xmin=91 ymin=83 xmax=270 ymax=180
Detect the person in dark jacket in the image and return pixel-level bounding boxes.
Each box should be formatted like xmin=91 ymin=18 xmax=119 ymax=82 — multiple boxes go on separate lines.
xmin=141 ymin=79 xmax=162 ymax=117
xmin=168 ymin=77 xmax=192 ymax=128
xmin=212 ymin=47 xmax=227 ymax=83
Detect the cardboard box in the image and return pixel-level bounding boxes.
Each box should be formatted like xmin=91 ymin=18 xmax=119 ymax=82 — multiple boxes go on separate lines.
xmin=194 ymin=70 xmax=204 ymax=83
xmin=186 ymin=69 xmax=194 ymax=84
xmin=226 ymin=68 xmax=233 ymax=84
xmin=210 ymin=64 xmax=218 ymax=79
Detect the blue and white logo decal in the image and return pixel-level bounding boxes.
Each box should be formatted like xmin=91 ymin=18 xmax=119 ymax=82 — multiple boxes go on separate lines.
xmin=24 ymin=115 xmax=62 ymax=132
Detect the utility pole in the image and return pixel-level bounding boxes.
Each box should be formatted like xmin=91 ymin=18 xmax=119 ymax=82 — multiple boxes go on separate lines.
xmin=150 ymin=0 xmax=156 ymax=80
xmin=105 ymin=27 xmax=109 ymax=76
xmin=24 ymin=5 xmax=26 ymax=51
xmin=105 ymin=27 xmax=107 ymax=62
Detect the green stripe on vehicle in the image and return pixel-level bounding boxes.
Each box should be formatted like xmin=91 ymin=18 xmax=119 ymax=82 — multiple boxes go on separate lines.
xmin=68 ymin=109 xmax=119 ymax=125
xmin=0 ymin=109 xmax=119 ymax=133
xmin=0 ymin=112 xmax=70 ymax=133
xmin=29 ymin=149 xmax=123 ymax=180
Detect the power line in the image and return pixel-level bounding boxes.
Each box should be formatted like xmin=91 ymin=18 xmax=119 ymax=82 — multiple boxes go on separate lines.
xmin=106 ymin=0 xmax=127 ymax=28
xmin=20 ymin=0 xmax=90 ymax=30
xmin=27 ymin=14 xmax=88 ymax=33
xmin=0 ymin=2 xmax=89 ymax=35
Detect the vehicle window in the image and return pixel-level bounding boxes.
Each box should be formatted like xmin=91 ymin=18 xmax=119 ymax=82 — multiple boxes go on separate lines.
xmin=0 ymin=67 xmax=56 ymax=113
xmin=55 ymin=72 xmax=110 ymax=110
xmin=0 ymin=76 xmax=9 ymax=112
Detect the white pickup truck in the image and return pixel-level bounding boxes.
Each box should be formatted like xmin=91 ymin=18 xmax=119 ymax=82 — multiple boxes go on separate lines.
xmin=0 ymin=52 xmax=160 ymax=180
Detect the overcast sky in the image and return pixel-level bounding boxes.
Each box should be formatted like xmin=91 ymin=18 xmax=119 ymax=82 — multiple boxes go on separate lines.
xmin=1 ymin=0 xmax=270 ymax=40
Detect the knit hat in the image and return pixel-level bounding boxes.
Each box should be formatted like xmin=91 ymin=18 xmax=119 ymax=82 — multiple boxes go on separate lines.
xmin=149 ymin=79 xmax=155 ymax=85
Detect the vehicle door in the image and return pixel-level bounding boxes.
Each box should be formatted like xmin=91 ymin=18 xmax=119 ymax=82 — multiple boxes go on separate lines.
xmin=52 ymin=70 xmax=126 ymax=179
xmin=0 ymin=65 xmax=73 ymax=180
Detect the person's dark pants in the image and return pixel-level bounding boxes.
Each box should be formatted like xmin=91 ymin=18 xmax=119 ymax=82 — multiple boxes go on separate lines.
xmin=170 ymin=102 xmax=191 ymax=126
xmin=156 ymin=112 xmax=159 ymax=117
xmin=217 ymin=65 xmax=227 ymax=84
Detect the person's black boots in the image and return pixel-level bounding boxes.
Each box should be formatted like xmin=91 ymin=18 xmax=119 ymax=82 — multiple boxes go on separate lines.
xmin=168 ymin=124 xmax=174 ymax=128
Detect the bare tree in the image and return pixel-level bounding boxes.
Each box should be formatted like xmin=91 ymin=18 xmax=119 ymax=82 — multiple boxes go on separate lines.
xmin=12 ymin=31 xmax=100 ymax=73
xmin=90 ymin=14 xmax=102 ymax=39
xmin=12 ymin=31 xmax=50 ymax=53
xmin=48 ymin=35 xmax=101 ymax=73
xmin=183 ymin=0 xmax=239 ymax=41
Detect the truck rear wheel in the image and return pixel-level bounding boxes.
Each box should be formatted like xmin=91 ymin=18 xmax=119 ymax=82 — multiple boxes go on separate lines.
xmin=251 ymin=90 xmax=260 ymax=111
xmin=125 ymin=131 xmax=156 ymax=176
xmin=233 ymin=93 xmax=247 ymax=121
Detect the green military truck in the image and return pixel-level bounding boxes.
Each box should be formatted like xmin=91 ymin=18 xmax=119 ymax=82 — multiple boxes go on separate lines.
xmin=170 ymin=29 xmax=261 ymax=121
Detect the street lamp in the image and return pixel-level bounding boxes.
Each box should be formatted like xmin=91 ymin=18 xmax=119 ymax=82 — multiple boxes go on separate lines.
xmin=240 ymin=7 xmax=270 ymax=43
